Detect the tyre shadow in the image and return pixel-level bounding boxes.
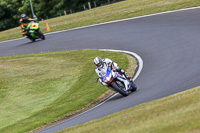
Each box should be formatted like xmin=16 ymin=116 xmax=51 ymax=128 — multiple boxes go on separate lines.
xmin=108 ymin=90 xmax=138 ymax=101
xmin=16 ymin=39 xmax=43 ymax=47
xmin=109 ymin=93 xmax=124 ymax=101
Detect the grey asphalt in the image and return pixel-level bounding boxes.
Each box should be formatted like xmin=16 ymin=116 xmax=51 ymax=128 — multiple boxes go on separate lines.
xmin=1 ymin=7 xmax=200 ymax=133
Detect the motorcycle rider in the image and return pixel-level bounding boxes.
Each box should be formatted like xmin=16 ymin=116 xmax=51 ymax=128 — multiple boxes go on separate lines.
xmin=19 ymin=14 xmax=36 ymax=37
xmin=94 ymin=57 xmax=131 ymax=85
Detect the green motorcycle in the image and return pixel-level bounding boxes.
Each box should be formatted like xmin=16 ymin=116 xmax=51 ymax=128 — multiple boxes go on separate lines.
xmin=26 ymin=21 xmax=45 ymax=42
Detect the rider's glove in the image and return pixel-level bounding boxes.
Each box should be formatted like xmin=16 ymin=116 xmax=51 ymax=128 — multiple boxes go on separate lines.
xmin=22 ymin=28 xmax=26 ymax=31
xmin=94 ymin=78 xmax=99 ymax=83
xmin=121 ymin=69 xmax=125 ymax=74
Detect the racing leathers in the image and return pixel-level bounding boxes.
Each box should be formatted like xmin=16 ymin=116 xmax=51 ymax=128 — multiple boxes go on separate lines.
xmin=19 ymin=17 xmax=35 ymax=36
xmin=95 ymin=58 xmax=129 ymax=85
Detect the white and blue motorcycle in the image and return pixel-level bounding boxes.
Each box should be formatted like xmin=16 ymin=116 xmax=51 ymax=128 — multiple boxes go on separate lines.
xmin=96 ymin=67 xmax=137 ymax=96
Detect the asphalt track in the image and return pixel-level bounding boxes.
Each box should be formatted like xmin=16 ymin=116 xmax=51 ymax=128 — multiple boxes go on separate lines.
xmin=1 ymin=7 xmax=200 ymax=133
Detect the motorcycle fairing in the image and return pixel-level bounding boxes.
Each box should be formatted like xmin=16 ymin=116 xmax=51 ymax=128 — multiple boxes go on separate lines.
xmin=101 ymin=68 xmax=130 ymax=91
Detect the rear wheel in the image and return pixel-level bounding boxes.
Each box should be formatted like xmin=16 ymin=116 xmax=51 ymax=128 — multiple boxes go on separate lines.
xmin=38 ymin=30 xmax=45 ymax=40
xmin=111 ymin=82 xmax=129 ymax=96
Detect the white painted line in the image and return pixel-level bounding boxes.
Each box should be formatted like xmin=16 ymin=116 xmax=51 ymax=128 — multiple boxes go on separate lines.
xmin=39 ymin=93 xmax=118 ymax=132
xmin=45 ymin=6 xmax=200 ymax=36
xmin=100 ymin=49 xmax=143 ymax=82
xmin=63 ymin=93 xmax=118 ymax=122
xmin=0 ymin=37 xmax=24 ymax=45
xmin=1 ymin=6 xmax=200 ymax=45
xmin=37 ymin=49 xmax=143 ymax=132
xmin=68 ymin=49 xmax=143 ymax=117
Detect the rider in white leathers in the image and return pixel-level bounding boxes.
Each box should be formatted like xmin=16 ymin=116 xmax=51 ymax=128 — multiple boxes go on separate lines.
xmin=94 ymin=57 xmax=130 ymax=85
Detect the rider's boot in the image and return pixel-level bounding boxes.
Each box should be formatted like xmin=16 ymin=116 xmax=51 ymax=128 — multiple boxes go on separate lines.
xmin=120 ymin=69 xmax=131 ymax=80
xmin=126 ymin=74 xmax=131 ymax=80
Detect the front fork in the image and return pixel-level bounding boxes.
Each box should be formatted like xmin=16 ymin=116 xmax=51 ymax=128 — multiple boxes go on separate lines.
xmin=116 ymin=76 xmax=130 ymax=91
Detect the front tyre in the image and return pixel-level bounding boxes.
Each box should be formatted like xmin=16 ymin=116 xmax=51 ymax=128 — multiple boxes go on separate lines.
xmin=31 ymin=38 xmax=35 ymax=42
xmin=111 ymin=82 xmax=129 ymax=96
xmin=38 ymin=30 xmax=45 ymax=40
xmin=130 ymin=81 xmax=137 ymax=92
xmin=27 ymin=35 xmax=35 ymax=42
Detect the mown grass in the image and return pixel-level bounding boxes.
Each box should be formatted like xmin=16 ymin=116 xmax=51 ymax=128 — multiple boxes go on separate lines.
xmin=0 ymin=50 xmax=137 ymax=133
xmin=0 ymin=0 xmax=199 ymax=132
xmin=58 ymin=86 xmax=200 ymax=133
xmin=0 ymin=0 xmax=200 ymax=42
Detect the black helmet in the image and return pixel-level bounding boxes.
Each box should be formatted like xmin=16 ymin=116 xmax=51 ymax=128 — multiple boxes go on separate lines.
xmin=94 ymin=57 xmax=104 ymax=68
xmin=21 ymin=14 xmax=26 ymax=19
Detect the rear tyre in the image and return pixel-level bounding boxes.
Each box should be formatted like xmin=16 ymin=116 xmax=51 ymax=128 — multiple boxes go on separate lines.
xmin=111 ymin=82 xmax=129 ymax=96
xmin=38 ymin=30 xmax=45 ymax=40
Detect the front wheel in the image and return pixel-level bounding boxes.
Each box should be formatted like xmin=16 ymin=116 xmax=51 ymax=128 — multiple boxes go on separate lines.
xmin=31 ymin=38 xmax=35 ymax=42
xmin=38 ymin=30 xmax=45 ymax=40
xmin=111 ymin=82 xmax=129 ymax=96
xmin=27 ymin=35 xmax=35 ymax=42
xmin=130 ymin=81 xmax=137 ymax=92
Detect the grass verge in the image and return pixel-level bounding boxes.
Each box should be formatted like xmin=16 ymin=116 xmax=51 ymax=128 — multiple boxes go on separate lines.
xmin=0 ymin=49 xmax=137 ymax=133
xmin=0 ymin=0 xmax=200 ymax=42
xmin=58 ymin=86 xmax=200 ymax=133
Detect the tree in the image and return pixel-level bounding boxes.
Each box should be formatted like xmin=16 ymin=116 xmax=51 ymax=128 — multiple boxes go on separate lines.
xmin=0 ymin=0 xmax=23 ymax=31
xmin=0 ymin=0 xmax=113 ymax=31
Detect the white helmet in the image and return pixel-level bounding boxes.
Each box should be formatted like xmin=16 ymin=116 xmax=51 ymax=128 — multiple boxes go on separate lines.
xmin=94 ymin=57 xmax=103 ymax=68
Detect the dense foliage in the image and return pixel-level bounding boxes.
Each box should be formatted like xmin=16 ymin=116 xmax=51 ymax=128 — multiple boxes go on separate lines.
xmin=0 ymin=0 xmax=118 ymax=31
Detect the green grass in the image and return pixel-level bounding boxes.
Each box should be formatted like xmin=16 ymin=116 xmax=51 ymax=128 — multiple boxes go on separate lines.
xmin=0 ymin=50 xmax=137 ymax=133
xmin=1 ymin=0 xmax=200 ymax=132
xmin=58 ymin=87 xmax=200 ymax=133
xmin=0 ymin=0 xmax=200 ymax=42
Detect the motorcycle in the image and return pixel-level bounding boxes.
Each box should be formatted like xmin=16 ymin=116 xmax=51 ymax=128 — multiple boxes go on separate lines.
xmin=26 ymin=21 xmax=45 ymax=42
xmin=95 ymin=67 xmax=137 ymax=96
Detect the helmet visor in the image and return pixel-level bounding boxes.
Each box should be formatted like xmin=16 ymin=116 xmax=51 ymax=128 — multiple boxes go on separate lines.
xmin=97 ymin=62 xmax=102 ymax=67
